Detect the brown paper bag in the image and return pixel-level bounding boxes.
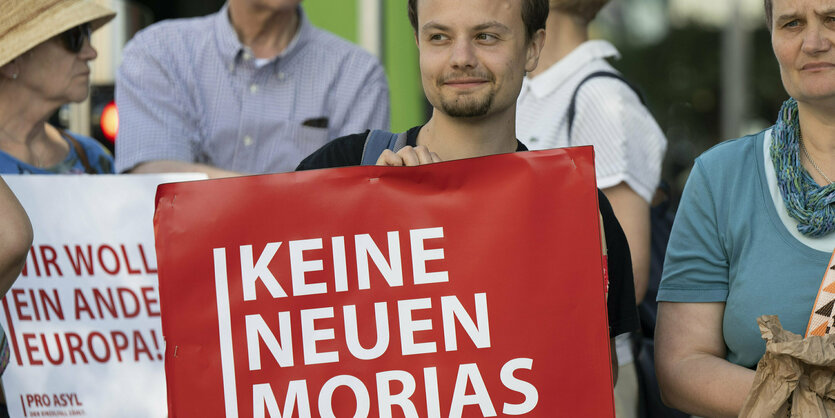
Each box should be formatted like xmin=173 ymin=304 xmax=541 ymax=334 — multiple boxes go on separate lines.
xmin=739 ymin=315 xmax=835 ymax=417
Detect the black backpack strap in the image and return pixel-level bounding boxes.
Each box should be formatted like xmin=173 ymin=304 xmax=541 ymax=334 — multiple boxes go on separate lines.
xmin=567 ymin=71 xmax=645 ymax=145
xmin=361 ymin=130 xmax=408 ymax=166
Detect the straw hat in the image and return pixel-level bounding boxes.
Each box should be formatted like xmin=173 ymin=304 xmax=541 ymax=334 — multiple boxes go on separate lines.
xmin=0 ymin=0 xmax=116 ymax=68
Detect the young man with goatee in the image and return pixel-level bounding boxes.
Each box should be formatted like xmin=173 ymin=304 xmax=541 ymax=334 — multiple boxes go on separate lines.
xmin=297 ymin=0 xmax=638 ymax=381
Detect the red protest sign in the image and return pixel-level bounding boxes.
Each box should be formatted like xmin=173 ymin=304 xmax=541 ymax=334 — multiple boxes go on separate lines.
xmin=154 ymin=147 xmax=612 ymax=417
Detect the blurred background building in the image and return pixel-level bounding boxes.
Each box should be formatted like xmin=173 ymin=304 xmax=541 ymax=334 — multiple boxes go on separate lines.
xmin=73 ymin=0 xmax=785 ymax=201
xmin=597 ymin=0 xmax=783 ymax=198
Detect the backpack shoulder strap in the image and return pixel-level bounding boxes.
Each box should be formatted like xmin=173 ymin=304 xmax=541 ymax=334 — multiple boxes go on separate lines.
xmin=361 ymin=130 xmax=409 ymax=166
xmin=567 ymin=71 xmax=645 ymax=144
xmin=59 ymin=128 xmax=96 ymax=174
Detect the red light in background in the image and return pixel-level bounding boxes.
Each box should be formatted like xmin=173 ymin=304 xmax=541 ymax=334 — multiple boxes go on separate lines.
xmin=100 ymin=101 xmax=118 ymax=142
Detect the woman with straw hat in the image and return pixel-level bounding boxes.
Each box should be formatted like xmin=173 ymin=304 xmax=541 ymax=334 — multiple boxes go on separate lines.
xmin=0 ymin=0 xmax=116 ymax=174
xmin=0 ymin=1 xmax=115 ymax=415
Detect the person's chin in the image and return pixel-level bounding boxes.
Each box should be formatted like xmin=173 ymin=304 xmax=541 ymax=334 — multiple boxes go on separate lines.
xmin=68 ymin=91 xmax=91 ymax=104
xmin=792 ymin=90 xmax=835 ymax=105
xmin=809 ymin=92 xmax=835 ymax=103
xmin=441 ymin=103 xmax=491 ymax=119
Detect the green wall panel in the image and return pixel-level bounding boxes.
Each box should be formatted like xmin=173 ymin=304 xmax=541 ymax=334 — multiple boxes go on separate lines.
xmin=303 ymin=0 xmax=358 ymax=43
xmin=383 ymin=0 xmax=424 ymax=131
xmin=303 ymin=0 xmax=424 ymax=131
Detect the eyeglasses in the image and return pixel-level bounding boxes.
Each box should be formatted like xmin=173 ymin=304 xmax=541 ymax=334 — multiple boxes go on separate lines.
xmin=60 ymin=23 xmax=92 ymax=54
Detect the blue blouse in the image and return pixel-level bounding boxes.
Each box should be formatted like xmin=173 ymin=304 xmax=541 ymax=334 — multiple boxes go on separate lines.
xmin=658 ymin=129 xmax=830 ymax=368
xmin=0 ymin=131 xmax=113 ymax=174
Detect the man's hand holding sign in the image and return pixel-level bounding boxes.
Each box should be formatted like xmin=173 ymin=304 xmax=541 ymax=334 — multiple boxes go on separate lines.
xmin=376 ymin=145 xmax=442 ymax=167
xmin=154 ymin=0 xmax=637 ymax=416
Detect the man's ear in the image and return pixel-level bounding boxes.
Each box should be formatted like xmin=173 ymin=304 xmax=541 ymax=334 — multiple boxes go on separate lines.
xmin=524 ymin=28 xmax=546 ymax=73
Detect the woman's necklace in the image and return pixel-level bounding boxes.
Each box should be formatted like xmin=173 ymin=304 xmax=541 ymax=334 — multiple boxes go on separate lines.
xmin=799 ymin=133 xmax=833 ymax=185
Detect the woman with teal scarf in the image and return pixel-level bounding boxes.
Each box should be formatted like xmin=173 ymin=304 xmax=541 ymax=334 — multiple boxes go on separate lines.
xmin=654 ymin=0 xmax=835 ymax=416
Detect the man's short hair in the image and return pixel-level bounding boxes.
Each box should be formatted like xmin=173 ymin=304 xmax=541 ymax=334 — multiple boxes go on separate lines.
xmin=549 ymin=0 xmax=610 ymax=24
xmin=407 ymin=0 xmax=549 ymax=42
xmin=764 ymin=0 xmax=773 ymax=30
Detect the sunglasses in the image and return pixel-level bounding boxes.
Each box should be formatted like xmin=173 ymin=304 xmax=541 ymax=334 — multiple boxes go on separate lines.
xmin=60 ymin=23 xmax=92 ymax=54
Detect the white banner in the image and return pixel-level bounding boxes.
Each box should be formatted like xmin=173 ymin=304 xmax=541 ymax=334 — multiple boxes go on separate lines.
xmin=0 ymin=174 xmax=205 ymax=418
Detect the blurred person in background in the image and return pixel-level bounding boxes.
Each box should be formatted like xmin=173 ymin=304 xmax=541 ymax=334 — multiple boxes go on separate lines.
xmin=515 ymin=1 xmax=666 ymax=416
xmin=656 ymin=0 xmax=835 ymax=416
xmin=115 ymin=0 xmax=390 ymax=178
xmin=0 ymin=177 xmax=31 ymax=296
xmin=0 ymin=176 xmax=32 ymax=418
xmin=0 ymin=175 xmax=32 ymax=354
xmin=0 ymin=0 xmax=116 ymax=174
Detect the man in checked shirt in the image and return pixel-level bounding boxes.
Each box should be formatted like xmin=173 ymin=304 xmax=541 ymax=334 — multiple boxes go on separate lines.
xmin=115 ymin=0 xmax=390 ymax=178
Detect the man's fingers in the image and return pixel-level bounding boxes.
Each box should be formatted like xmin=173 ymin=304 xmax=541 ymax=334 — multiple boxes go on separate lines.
xmin=397 ymin=146 xmax=421 ymax=166
xmin=413 ymin=145 xmax=436 ymax=165
xmin=376 ymin=146 xmax=443 ymax=166
xmin=376 ymin=149 xmax=404 ymax=166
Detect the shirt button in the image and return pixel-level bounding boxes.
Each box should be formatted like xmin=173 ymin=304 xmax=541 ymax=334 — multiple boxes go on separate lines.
xmin=277 ymin=72 xmax=286 ymax=80
xmin=249 ymin=84 xmax=258 ymax=94
xmin=243 ymin=52 xmax=252 ymax=60
xmin=243 ymin=135 xmax=254 ymax=146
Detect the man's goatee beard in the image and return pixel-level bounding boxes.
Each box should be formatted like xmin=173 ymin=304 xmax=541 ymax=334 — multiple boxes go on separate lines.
xmin=441 ymin=91 xmax=495 ymax=118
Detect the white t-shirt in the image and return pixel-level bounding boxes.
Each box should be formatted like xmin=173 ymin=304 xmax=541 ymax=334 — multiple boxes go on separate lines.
xmin=518 ymin=40 xmax=668 ymax=366
xmin=516 ymin=40 xmax=667 ymax=203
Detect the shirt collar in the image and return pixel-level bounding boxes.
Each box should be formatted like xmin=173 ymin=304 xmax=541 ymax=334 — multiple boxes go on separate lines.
xmin=524 ymin=40 xmax=621 ymax=99
xmin=215 ymin=3 xmax=312 ymax=72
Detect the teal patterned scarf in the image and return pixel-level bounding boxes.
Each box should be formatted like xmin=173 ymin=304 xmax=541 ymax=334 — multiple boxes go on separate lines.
xmin=770 ymin=98 xmax=835 ymax=237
